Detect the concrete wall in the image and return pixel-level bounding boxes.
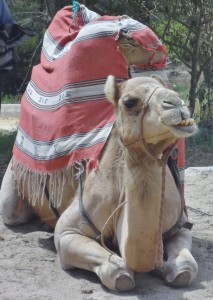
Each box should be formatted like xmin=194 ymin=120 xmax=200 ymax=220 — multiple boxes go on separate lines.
xmin=1 ymin=104 xmax=21 ymax=117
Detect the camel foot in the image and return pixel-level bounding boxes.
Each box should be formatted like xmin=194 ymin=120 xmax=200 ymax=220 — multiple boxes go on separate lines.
xmin=157 ymin=249 xmax=198 ymax=288
xmin=115 ymin=273 xmax=135 ymax=292
xmin=166 ymin=271 xmax=192 ymax=287
xmin=97 ymin=255 xmax=135 ymax=292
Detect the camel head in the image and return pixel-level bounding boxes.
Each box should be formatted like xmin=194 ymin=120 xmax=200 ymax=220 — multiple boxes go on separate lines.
xmin=105 ymin=75 xmax=197 ymax=153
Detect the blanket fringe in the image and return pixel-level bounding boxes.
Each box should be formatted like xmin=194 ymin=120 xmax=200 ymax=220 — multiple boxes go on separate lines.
xmin=12 ymin=158 xmax=84 ymax=208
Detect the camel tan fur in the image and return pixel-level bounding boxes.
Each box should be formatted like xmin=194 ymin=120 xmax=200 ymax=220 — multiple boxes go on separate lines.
xmin=0 ymin=76 xmax=198 ymax=292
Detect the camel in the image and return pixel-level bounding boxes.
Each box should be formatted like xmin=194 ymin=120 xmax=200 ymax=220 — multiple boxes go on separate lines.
xmin=0 ymin=75 xmax=198 ymax=292
xmin=0 ymin=5 xmax=198 ymax=292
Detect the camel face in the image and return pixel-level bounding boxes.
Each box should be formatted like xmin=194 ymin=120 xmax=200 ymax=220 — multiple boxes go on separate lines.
xmin=105 ymin=76 xmax=197 ymax=146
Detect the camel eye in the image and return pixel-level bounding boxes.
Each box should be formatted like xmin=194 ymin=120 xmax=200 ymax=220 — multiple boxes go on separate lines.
xmin=123 ymin=97 xmax=139 ymax=109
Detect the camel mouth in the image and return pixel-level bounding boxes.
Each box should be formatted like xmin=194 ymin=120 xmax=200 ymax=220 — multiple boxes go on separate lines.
xmin=171 ymin=118 xmax=197 ymax=136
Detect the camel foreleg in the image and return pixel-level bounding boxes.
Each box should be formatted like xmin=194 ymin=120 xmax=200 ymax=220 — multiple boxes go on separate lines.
xmin=157 ymin=228 xmax=198 ymax=287
xmin=54 ymin=212 xmax=135 ymax=292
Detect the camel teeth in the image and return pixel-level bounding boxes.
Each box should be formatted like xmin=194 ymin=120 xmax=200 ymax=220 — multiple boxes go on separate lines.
xmin=188 ymin=118 xmax=194 ymax=125
xmin=180 ymin=118 xmax=194 ymax=126
xmin=184 ymin=119 xmax=190 ymax=126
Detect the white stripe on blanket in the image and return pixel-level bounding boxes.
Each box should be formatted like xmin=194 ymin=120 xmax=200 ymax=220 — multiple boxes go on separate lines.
xmin=15 ymin=123 xmax=113 ymax=161
xmin=26 ymin=81 xmax=107 ymax=110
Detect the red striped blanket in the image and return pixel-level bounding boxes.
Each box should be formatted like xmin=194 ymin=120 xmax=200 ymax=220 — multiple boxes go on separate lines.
xmin=12 ymin=4 xmax=185 ymax=207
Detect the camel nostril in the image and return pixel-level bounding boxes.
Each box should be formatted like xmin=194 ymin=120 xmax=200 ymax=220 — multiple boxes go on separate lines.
xmin=162 ymin=101 xmax=175 ymax=109
xmin=162 ymin=99 xmax=186 ymax=110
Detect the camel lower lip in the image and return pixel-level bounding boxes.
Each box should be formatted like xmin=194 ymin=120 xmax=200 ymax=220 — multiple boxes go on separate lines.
xmin=173 ymin=124 xmax=197 ymax=133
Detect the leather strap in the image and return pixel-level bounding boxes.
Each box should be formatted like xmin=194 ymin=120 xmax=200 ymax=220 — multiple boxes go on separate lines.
xmin=44 ymin=185 xmax=60 ymax=219
xmin=163 ymin=153 xmax=193 ymax=240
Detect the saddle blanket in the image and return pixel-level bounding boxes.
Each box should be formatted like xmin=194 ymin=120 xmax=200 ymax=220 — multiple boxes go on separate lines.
xmin=11 ymin=4 xmax=184 ymax=206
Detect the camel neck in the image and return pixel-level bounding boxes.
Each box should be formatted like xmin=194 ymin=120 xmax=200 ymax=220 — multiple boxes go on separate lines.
xmin=116 ymin=151 xmax=164 ymax=272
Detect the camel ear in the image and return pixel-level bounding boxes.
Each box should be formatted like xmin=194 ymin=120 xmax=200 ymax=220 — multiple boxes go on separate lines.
xmin=105 ymin=75 xmax=120 ymax=106
xmin=151 ymin=75 xmax=166 ymax=87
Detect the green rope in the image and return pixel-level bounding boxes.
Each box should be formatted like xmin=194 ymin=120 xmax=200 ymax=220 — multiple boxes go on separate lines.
xmin=72 ymin=0 xmax=79 ymax=18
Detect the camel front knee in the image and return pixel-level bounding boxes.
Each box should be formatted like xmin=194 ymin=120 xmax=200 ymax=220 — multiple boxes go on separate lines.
xmin=0 ymin=160 xmax=33 ymax=225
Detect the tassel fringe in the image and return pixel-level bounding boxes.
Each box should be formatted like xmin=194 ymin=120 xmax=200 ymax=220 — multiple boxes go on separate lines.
xmin=12 ymin=158 xmax=85 ymax=208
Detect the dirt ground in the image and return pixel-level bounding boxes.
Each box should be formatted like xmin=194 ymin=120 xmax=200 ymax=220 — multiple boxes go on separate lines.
xmin=0 ymin=166 xmax=212 ymax=300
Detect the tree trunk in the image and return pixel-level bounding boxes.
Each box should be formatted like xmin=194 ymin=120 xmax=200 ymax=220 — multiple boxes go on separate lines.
xmin=203 ymin=60 xmax=213 ymax=122
xmin=188 ymin=31 xmax=201 ymax=115
xmin=189 ymin=68 xmax=198 ymax=116
xmin=44 ymin=0 xmax=57 ymax=20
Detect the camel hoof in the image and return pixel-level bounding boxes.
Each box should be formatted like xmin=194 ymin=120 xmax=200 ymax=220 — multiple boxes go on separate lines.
xmin=159 ymin=248 xmax=198 ymax=288
xmin=97 ymin=255 xmax=135 ymax=292
xmin=166 ymin=271 xmax=192 ymax=287
xmin=115 ymin=273 xmax=135 ymax=292
xmin=163 ymin=255 xmax=198 ymax=288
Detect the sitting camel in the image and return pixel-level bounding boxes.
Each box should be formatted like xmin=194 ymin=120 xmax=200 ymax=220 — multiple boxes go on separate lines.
xmin=0 ymin=5 xmax=198 ymax=293
xmin=1 ymin=75 xmax=198 ymax=291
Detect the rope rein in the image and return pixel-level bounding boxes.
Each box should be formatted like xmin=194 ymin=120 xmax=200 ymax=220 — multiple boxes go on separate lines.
xmin=100 ymin=200 xmax=127 ymax=254
xmin=154 ymin=142 xmax=178 ymax=267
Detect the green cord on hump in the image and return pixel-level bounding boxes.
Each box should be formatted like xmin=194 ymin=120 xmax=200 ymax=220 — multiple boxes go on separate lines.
xmin=72 ymin=0 xmax=79 ymax=18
